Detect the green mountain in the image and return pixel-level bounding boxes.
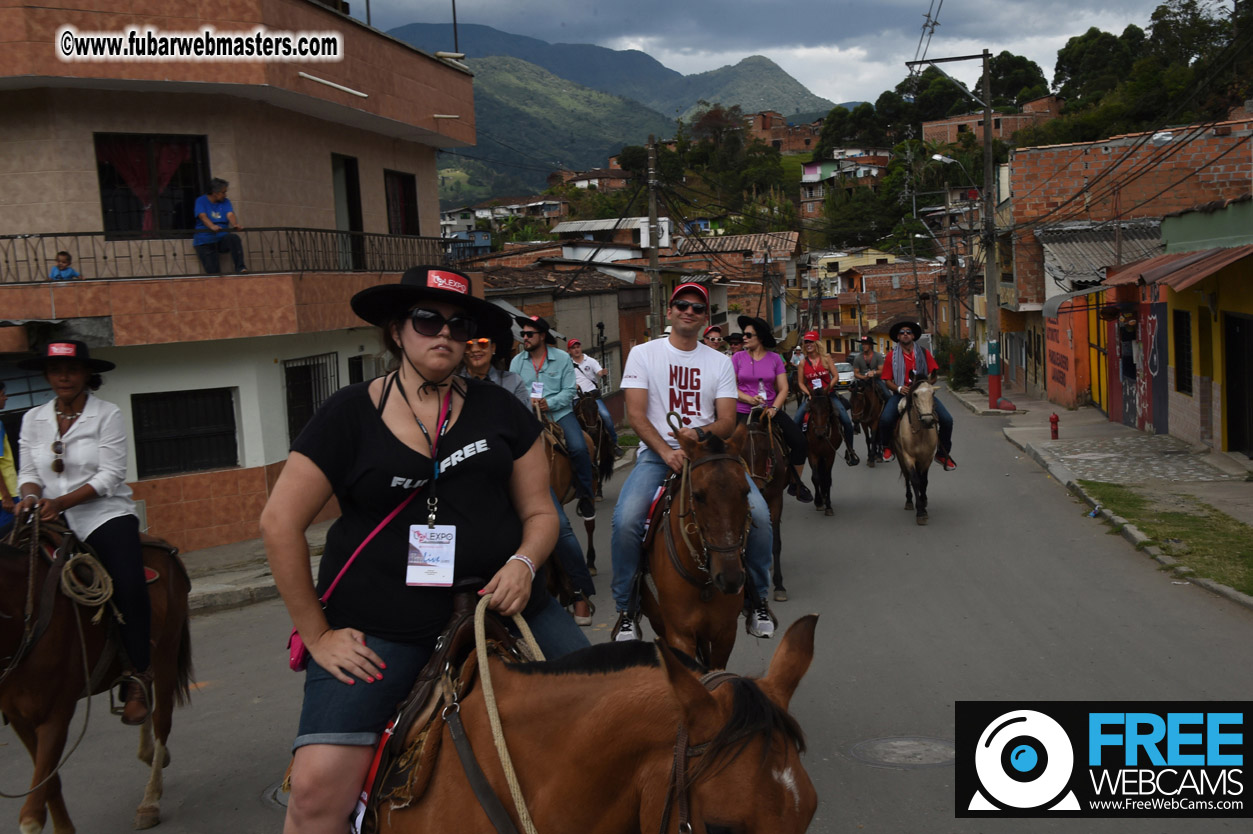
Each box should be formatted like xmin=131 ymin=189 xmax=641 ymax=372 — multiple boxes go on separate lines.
xmin=442 ymin=56 xmax=674 ymax=199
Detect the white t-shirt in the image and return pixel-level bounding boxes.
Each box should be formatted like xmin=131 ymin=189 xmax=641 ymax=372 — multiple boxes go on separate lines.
xmin=620 ymin=338 xmax=736 ymax=448
xmin=572 ymin=354 xmax=603 ymax=393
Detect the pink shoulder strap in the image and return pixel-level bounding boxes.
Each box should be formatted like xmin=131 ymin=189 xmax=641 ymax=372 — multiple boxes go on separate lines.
xmin=319 ymin=490 xmax=420 ymax=602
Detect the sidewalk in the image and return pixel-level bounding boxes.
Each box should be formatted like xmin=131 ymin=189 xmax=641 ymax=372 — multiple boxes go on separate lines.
xmin=946 ymin=382 xmax=1253 ymax=611
xmin=181 ymin=451 xmax=638 ymax=616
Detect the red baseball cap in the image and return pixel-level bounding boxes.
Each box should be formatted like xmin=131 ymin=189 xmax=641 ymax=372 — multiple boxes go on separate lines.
xmin=670 ymin=282 xmax=709 ymax=304
xmin=702 ymin=325 xmax=722 ymax=338
xmin=802 ymin=330 xmax=819 ymax=342
xmin=567 ymin=338 xmax=581 ymax=348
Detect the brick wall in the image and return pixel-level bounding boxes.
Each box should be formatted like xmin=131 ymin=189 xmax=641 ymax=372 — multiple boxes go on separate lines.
xmin=1011 ymin=120 xmax=1253 ymax=306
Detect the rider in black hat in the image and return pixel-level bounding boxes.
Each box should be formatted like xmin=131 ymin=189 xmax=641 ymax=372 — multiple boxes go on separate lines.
xmin=876 ymin=322 xmax=956 ymax=469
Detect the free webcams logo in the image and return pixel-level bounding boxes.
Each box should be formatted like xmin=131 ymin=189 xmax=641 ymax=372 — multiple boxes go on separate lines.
xmin=957 ymin=702 xmax=1249 ymax=818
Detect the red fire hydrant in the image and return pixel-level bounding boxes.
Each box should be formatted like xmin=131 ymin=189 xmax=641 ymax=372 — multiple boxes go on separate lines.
xmin=1050 ymin=413 xmax=1060 ymax=440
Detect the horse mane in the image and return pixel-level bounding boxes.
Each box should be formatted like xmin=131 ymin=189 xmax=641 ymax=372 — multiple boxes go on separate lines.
xmin=507 ymin=641 xmax=806 ymax=765
xmin=694 ymin=677 xmax=808 ymax=780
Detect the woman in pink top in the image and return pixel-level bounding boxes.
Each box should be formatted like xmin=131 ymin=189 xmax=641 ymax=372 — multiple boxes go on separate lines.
xmin=731 ymin=316 xmax=812 ymax=503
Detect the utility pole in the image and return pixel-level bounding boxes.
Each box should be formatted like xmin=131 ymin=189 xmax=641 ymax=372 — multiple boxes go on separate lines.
xmin=647 ymin=136 xmax=663 ymax=337
xmin=944 ymin=187 xmax=957 ymax=337
xmin=981 ymin=48 xmax=1005 ymax=410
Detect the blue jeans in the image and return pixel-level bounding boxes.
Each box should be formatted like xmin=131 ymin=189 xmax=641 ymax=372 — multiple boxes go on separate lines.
xmin=550 ymin=490 xmax=594 ymax=598
xmin=610 ymin=446 xmax=772 ymax=613
xmin=194 ymin=232 xmax=246 ymax=274
xmin=595 ymin=399 xmax=619 ymax=445
xmin=795 ymin=393 xmax=855 ymax=448
xmin=519 ymin=593 xmax=591 ymax=659
xmin=878 ymin=393 xmax=954 ymax=454
xmin=556 ymin=412 xmax=595 ymax=499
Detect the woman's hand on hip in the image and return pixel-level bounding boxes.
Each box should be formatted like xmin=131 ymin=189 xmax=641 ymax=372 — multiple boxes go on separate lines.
xmin=481 ymin=559 xmax=533 ymax=617
xmin=309 ymin=628 xmax=386 ymax=685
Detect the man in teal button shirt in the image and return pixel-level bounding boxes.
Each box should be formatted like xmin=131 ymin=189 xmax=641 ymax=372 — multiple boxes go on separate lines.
xmin=510 ymin=315 xmax=597 ymax=520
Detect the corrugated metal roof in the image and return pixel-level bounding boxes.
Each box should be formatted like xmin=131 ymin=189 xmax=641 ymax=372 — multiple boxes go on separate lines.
xmin=552 ymin=218 xmax=647 ymax=233
xmin=677 ymin=232 xmax=799 ymax=258
xmin=1104 ymin=245 xmax=1253 ymax=290
xmin=1035 ymin=220 xmax=1163 ymax=286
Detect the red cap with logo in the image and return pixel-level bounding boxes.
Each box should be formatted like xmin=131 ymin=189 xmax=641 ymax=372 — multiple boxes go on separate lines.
xmin=669 ymin=282 xmax=709 ymax=304
xmin=802 ymin=330 xmax=819 ymax=342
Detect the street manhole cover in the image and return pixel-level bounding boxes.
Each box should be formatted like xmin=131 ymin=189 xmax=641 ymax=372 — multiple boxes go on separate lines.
xmin=262 ymin=781 xmax=288 ymax=810
xmin=849 ymin=736 xmax=956 ymax=769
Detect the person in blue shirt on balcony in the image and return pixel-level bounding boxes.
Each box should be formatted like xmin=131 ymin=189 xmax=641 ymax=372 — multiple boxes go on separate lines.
xmin=48 ymin=251 xmax=80 ymax=281
xmin=509 ymin=315 xmax=597 ymax=522
xmin=193 ymin=177 xmax=247 ymax=275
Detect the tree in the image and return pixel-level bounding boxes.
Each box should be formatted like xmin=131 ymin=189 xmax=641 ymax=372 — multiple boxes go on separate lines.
xmin=1052 ymin=26 xmax=1145 ymax=108
xmin=988 ymin=51 xmax=1049 ymax=106
xmin=812 ymin=106 xmax=851 ymax=161
xmin=1147 ymin=0 xmax=1228 ymax=67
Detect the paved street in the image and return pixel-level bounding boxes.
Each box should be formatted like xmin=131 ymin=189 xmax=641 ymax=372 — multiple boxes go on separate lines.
xmin=3 ymin=400 xmax=1253 ymax=832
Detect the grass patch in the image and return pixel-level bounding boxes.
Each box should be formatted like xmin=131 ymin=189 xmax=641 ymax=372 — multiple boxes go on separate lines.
xmin=1078 ymin=480 xmax=1253 ymax=595
xmin=617 ymin=433 xmax=641 ymax=448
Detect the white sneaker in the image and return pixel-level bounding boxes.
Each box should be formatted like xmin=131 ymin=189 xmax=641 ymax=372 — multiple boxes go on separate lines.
xmin=613 ymin=614 xmax=639 ymax=642
xmin=748 ymin=604 xmax=776 ymax=638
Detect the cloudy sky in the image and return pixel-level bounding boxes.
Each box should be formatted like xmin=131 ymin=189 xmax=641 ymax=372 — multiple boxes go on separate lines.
xmin=363 ymin=0 xmax=1168 ymax=105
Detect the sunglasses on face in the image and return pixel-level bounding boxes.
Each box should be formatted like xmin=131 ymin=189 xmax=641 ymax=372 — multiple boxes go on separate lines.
xmin=51 ymin=440 xmax=65 ymax=474
xmin=706 ymin=336 xmax=723 ymax=343
xmin=409 ymin=308 xmax=477 ymax=341
xmin=744 ymin=332 xmax=757 ymax=339
xmin=671 ymin=300 xmax=708 ymax=314
xmin=520 ymin=330 xmax=542 ymax=339
xmin=466 ymin=338 xmax=491 ymax=347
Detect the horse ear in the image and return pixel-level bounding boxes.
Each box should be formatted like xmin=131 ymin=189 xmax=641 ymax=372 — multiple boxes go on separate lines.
xmin=674 ymin=430 xmax=699 ymax=459
xmin=725 ymin=422 xmax=749 ymax=458
xmin=657 ymin=641 xmax=722 ymax=738
xmin=757 ymin=614 xmax=818 ymax=711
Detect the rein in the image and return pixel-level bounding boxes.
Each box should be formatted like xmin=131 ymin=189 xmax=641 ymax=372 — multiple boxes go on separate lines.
xmin=744 ymin=408 xmax=784 ymax=486
xmin=0 ymin=512 xmax=103 ymax=799
xmin=660 ymin=413 xmax=751 ymax=594
xmin=657 ymin=669 xmax=741 ymax=834
xmin=806 ymin=394 xmax=839 ymax=454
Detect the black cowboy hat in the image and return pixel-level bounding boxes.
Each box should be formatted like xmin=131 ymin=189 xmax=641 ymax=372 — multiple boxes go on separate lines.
xmin=17 ymin=340 xmax=115 ymax=373
xmin=888 ymin=321 xmax=924 ymax=343
xmin=736 ymin=315 xmax=777 ymax=348
xmin=725 ymin=331 xmax=744 ymax=343
xmin=514 ymin=314 xmax=557 ymax=345
xmin=858 ymin=335 xmax=874 ymax=344
xmin=351 ymin=265 xmax=510 ymax=333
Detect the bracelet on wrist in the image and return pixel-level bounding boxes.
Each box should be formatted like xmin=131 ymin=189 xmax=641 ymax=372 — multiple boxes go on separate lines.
xmin=507 ymin=554 xmax=537 ymax=579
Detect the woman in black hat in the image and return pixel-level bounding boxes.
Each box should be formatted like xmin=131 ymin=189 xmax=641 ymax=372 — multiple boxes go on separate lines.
xmin=261 ymin=266 xmax=559 ymax=832
xmin=731 ymin=316 xmax=814 ymax=502
xmin=14 ymin=341 xmax=154 ymax=725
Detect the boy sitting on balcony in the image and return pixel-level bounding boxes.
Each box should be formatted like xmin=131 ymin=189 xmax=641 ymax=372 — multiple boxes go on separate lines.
xmin=194 ymin=177 xmax=247 ymax=274
xmin=48 ymin=251 xmax=80 ymax=281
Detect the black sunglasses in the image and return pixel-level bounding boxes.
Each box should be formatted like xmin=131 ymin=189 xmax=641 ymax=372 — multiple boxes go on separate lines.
xmin=520 ymin=330 xmax=543 ymax=338
xmin=409 ymin=308 xmax=477 ymax=341
xmin=51 ymin=440 xmax=65 ymax=474
xmin=671 ymin=300 xmax=708 ymax=314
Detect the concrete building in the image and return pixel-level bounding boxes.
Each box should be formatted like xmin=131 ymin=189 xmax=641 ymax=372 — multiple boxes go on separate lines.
xmin=922 ymin=95 xmax=1062 ymax=145
xmin=0 ymin=0 xmax=474 ymax=554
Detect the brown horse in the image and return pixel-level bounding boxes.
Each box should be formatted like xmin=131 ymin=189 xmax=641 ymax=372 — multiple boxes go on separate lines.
xmin=571 ymin=391 xmax=615 ymax=574
xmin=849 ymin=378 xmax=886 ymax=467
xmin=893 ymin=372 xmax=940 ymax=525
xmin=375 ymin=615 xmax=820 ymax=834
xmin=640 ymin=425 xmax=750 ymax=669
xmin=744 ymin=408 xmax=790 ymax=602
xmin=802 ymin=390 xmax=840 ymax=517
xmin=0 ymin=516 xmax=192 ymax=832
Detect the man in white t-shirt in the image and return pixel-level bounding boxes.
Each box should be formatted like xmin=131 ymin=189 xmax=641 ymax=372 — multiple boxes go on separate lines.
xmin=610 ymin=283 xmax=777 ymax=641
xmin=567 ymin=338 xmax=622 ymax=454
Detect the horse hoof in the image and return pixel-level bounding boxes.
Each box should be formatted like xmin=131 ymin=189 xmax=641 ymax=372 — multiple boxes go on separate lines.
xmin=824 ymin=507 xmax=834 ymax=517
xmin=587 ymin=565 xmax=598 ymax=577
xmin=134 ymin=806 xmax=160 ymax=830
xmin=19 ymin=818 xmax=43 ymax=834
xmin=905 ymin=501 xmax=914 ymax=511
xmin=916 ymin=515 xmax=929 ymax=526
xmin=867 ymin=458 xmax=875 ymax=468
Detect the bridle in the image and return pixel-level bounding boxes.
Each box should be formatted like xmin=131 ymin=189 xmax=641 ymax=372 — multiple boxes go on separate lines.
xmin=657 ymin=669 xmax=741 ymax=834
xmin=662 ymin=413 xmax=751 ymax=597
xmin=805 ymin=390 xmax=839 ymax=453
xmin=905 ymin=378 xmax=936 ymax=433
xmin=743 ymin=408 xmax=784 ymax=486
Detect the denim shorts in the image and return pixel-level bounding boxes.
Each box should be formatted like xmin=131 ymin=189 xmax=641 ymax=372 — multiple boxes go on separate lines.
xmin=293 ymin=633 xmax=434 ymax=751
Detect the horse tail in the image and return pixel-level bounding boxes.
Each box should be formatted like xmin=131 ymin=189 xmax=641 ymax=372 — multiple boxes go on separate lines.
xmin=173 ymin=615 xmax=194 ymax=707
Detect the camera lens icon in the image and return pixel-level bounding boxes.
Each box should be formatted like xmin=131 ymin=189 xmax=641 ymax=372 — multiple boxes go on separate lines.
xmin=970 ymin=710 xmax=1079 ymax=811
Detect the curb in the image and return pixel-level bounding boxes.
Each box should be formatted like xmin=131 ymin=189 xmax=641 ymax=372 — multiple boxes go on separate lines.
xmin=1002 ymin=430 xmax=1253 ymax=616
xmin=948 ymin=388 xmax=1018 ymax=417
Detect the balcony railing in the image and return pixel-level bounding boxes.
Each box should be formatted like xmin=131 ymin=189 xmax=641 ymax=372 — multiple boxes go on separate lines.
xmin=0 ymin=228 xmax=451 ymax=285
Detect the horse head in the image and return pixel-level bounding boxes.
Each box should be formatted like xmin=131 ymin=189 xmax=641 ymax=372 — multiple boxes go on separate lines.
xmin=658 ymin=615 xmax=819 ymax=833
xmin=806 ymin=388 xmax=833 ymax=436
xmin=909 ymin=371 xmax=937 ymax=429
xmin=573 ymin=390 xmax=600 ymax=428
xmin=675 ymin=425 xmax=751 ymax=595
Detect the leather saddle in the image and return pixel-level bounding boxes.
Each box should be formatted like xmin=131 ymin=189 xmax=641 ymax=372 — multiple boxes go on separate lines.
xmin=640 ymin=474 xmax=679 ymax=554
xmin=359 ymin=580 xmax=529 ymax=832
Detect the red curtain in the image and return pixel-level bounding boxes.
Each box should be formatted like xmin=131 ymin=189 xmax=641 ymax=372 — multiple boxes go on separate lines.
xmin=96 ymin=137 xmax=191 ymax=232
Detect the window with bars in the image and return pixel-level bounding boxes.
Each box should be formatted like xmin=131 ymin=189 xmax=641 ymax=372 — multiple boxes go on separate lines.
xmin=94 ymin=133 xmax=209 ymax=237
xmin=1174 ymin=310 xmax=1193 ymax=395
xmin=132 ymin=388 xmax=238 ymax=478
xmin=285 ymin=352 xmax=339 ymax=445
